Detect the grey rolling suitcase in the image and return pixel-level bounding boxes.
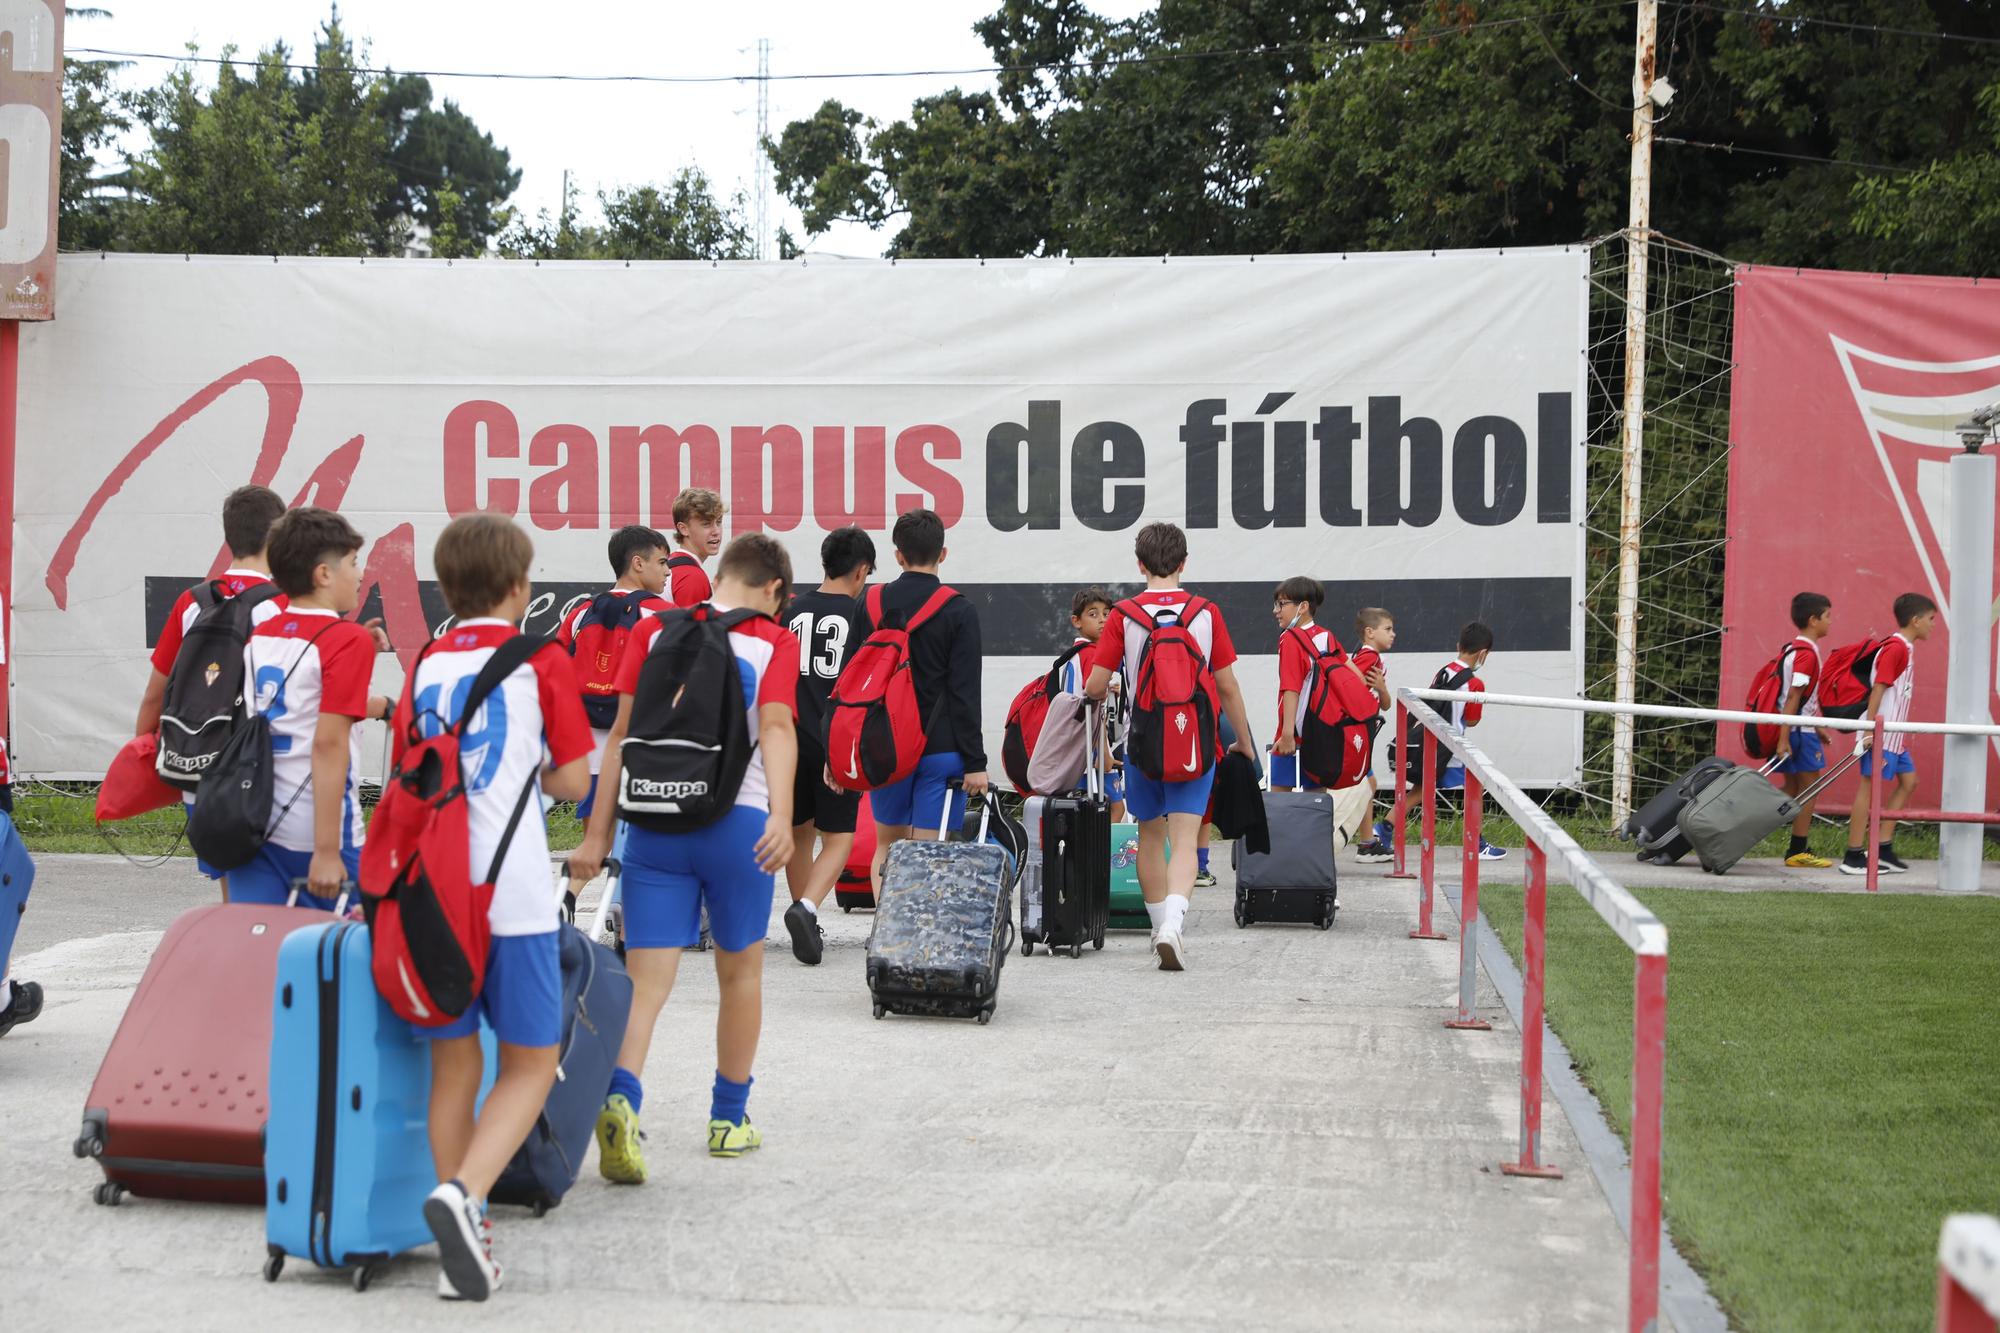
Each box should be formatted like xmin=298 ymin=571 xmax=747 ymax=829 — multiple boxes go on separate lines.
xmin=1232 ymin=790 xmax=1338 ymax=930
xmin=866 ymin=787 xmax=1017 ymax=1024
xmin=1676 ymin=751 xmax=1857 ymax=875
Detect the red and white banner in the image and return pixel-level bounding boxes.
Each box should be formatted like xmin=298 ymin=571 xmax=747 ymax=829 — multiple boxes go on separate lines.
xmin=1724 ymin=266 xmax=2000 ymax=808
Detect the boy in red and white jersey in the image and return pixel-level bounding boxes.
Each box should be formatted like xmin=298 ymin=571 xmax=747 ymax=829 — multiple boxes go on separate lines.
xmin=1775 ymin=592 xmax=1835 ymax=867
xmin=1841 ymin=592 xmax=1937 ymax=877
xmin=1082 ymin=522 xmax=1256 ymax=971
xmin=1270 ymin=575 xmax=1341 ymax=793
xmin=572 ymin=534 xmax=798 ymax=1178
xmin=236 ymin=508 xmax=390 ymax=909
xmin=408 ymin=514 xmax=593 ymax=1303
xmin=1350 ymin=606 xmax=1398 ymax=861
xmin=667 ymin=487 xmax=726 ymax=606
xmin=138 ymin=486 xmax=290 ymax=890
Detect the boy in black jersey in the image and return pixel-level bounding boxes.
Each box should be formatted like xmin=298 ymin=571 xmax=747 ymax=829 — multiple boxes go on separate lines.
xmin=779 ymin=527 xmax=875 ymax=964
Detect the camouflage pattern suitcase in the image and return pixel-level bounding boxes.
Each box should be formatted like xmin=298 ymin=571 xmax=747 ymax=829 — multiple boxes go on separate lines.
xmin=867 ymin=789 xmax=1015 ymax=1024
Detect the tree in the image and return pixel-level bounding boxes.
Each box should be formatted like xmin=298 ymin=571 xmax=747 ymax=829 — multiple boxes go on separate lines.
xmin=60 ymin=6 xmax=132 ymax=250
xmin=122 ymin=17 xmax=394 ymax=255
xmin=1850 ymin=79 xmax=2000 ymax=274
xmin=368 ymin=74 xmax=521 ymax=252
xmin=498 ymin=168 xmax=757 ymax=261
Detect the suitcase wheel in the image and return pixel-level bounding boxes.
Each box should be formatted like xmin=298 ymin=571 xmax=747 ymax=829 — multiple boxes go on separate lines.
xmin=263 ymin=1252 xmax=284 ymax=1283
xmin=872 ymin=1002 xmax=886 ymax=1020
xmin=976 ymin=1008 xmax=992 ymax=1025
xmin=531 ymin=1199 xmax=551 ymax=1218
xmin=842 ymin=903 xmax=853 ymax=914
xmin=73 ymin=1113 xmax=106 ymax=1159
xmin=1069 ymin=941 xmax=1082 ymax=959
xmin=1233 ymin=897 xmax=1250 ymax=929
xmin=1020 ymin=937 xmax=1034 ymax=957
xmin=92 ymin=1181 xmax=126 ymax=1207
xmin=1092 ymin=934 xmax=1104 ymax=950
xmin=352 ymin=1264 xmax=375 ymax=1293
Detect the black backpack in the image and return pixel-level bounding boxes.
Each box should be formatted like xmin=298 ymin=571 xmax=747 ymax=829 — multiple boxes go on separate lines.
xmin=617 ymin=605 xmax=761 ymax=832
xmin=1394 ymin=663 xmax=1476 ymax=788
xmin=185 ymin=620 xmax=335 ymax=871
xmin=156 ymin=580 xmax=287 ymax=792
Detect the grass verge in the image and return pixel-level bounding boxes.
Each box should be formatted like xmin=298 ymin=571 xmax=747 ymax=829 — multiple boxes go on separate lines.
xmin=1481 ymin=883 xmax=2000 ymax=1332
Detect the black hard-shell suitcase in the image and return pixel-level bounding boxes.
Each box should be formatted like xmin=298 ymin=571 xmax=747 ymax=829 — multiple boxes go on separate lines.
xmin=866 ymin=788 xmax=1017 ymax=1024
xmin=1622 ymin=755 xmax=1733 ymax=855
xmin=1024 ymin=712 xmax=1111 ymax=959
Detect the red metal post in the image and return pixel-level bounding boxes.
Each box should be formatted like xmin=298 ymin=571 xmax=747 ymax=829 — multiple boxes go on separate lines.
xmin=1630 ymin=950 xmax=1668 ymax=1333
xmin=1867 ymin=715 xmax=1885 ymax=893
xmin=1503 ymin=839 xmax=1563 ymax=1178
xmin=1411 ymin=726 xmax=1445 ymax=941
xmin=1388 ymin=702 xmax=1414 ymax=879
xmin=1937 ymin=1265 xmax=1999 ymax=1333
xmin=1446 ymin=771 xmax=1492 ymax=1030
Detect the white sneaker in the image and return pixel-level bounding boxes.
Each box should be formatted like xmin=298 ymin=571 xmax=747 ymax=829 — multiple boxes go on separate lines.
xmin=424 ymin=1179 xmax=500 ymax=1302
xmin=1155 ymin=925 xmax=1186 ymax=971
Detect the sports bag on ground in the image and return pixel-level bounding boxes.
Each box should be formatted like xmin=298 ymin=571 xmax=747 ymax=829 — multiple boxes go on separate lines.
xmin=1118 ymin=596 xmax=1219 ymax=784
xmin=359 ymin=634 xmax=545 ymax=1026
xmin=825 ymin=584 xmax=958 ymax=793
xmin=186 ymin=618 xmax=336 ymax=872
xmin=1394 ymin=664 xmax=1475 ymax=787
xmin=565 ymin=590 xmax=656 ymax=729
xmin=1817 ymin=637 xmax=1890 ymax=720
xmin=617 ymin=605 xmax=763 ymax=830
xmin=1000 ymin=642 xmax=1088 ymax=794
xmin=156 ymin=580 xmax=286 ymax=791
xmin=1289 ymin=627 xmax=1379 ymax=791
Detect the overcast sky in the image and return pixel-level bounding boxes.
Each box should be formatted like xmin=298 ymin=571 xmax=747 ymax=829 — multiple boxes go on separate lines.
xmin=71 ymin=1 xmax=1155 ymax=258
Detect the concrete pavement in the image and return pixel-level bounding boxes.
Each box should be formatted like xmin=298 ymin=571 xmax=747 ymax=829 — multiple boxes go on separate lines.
xmin=2 ymin=852 xmax=1636 ymax=1329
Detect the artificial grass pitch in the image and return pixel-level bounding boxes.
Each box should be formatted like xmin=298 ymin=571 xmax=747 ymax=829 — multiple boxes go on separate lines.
xmin=1480 ymin=885 xmax=2000 ymax=1333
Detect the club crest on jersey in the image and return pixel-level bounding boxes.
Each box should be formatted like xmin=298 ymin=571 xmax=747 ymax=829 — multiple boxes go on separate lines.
xmin=203 ymin=661 xmax=220 ymax=687
xmin=595 ymin=651 xmax=612 ymax=673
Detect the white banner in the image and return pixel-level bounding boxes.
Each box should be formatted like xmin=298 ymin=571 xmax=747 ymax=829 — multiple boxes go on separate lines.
xmin=14 ymin=249 xmax=1587 ymax=784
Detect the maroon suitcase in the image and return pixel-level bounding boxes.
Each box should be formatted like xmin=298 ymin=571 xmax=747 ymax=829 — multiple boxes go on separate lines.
xmin=73 ymin=901 xmax=330 ymax=1205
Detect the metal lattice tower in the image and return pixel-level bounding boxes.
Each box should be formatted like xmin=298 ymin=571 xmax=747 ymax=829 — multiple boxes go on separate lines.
xmin=754 ymin=37 xmax=771 ymax=259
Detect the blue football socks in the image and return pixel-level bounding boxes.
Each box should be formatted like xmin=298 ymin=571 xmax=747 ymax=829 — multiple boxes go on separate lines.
xmin=609 ymin=1067 xmax=643 ymax=1113
xmin=711 ymin=1071 xmax=753 ymax=1125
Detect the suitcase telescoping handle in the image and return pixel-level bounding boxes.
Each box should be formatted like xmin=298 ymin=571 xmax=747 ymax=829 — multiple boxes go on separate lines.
xmin=1796 ymin=746 xmax=1865 ymax=805
xmin=562 ymin=856 xmax=622 ymax=939
xmin=287 ymin=878 xmax=355 ymax=916
xmin=942 ymin=776 xmax=992 ymax=844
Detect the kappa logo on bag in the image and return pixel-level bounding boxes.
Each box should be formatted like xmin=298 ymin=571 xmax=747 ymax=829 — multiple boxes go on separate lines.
xmin=156 ymin=580 xmax=287 ymax=792
xmin=359 ymin=634 xmax=548 ymax=1027
xmin=1291 ymin=627 xmax=1379 ymax=791
xmin=1119 ymin=596 xmax=1219 ymax=784
xmin=617 ymin=605 xmax=765 ymax=829
xmin=825 ymin=584 xmax=960 ymax=793
xmin=563 ymin=589 xmax=658 ymax=730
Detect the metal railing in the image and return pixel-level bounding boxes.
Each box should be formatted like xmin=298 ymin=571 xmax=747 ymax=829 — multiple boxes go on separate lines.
xmin=1391 ymin=690 xmax=2000 ymax=892
xmin=1938 ymin=1214 xmax=2000 ymax=1333
xmin=1393 ymin=689 xmax=1669 ymax=1333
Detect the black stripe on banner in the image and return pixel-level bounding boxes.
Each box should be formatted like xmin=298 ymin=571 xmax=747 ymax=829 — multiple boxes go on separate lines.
xmin=145 ymin=575 xmax=1572 ymax=656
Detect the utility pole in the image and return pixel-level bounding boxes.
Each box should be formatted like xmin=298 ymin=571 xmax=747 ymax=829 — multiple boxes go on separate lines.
xmin=1611 ymin=0 xmax=1660 ymax=829
xmin=1940 ymin=409 xmax=1996 ymax=893
xmin=754 ymin=37 xmax=771 ymax=259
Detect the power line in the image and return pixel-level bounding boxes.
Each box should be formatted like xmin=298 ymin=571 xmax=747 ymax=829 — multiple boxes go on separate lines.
xmin=1656 ymin=135 xmax=1918 ymax=174
xmin=65 ymin=8 xmax=1640 ymax=87
xmin=1660 ymin=3 xmax=2000 ymax=48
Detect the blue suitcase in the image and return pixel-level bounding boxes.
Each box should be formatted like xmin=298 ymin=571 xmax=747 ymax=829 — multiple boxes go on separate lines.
xmin=263 ymin=920 xmax=439 ymax=1291
xmin=490 ymin=923 xmax=631 ymax=1214
xmin=0 ymin=809 xmax=33 ymax=974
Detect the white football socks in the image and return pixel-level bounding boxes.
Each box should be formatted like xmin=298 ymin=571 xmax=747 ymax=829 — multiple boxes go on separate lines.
xmin=1163 ymin=894 xmax=1190 ymax=934
xmin=1145 ymin=899 xmax=1167 ymax=932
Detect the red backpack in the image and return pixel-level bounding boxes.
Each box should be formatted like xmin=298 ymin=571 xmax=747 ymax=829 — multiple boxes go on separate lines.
xmin=1290 ymin=627 xmax=1379 ymax=790
xmin=1001 ymin=642 xmax=1089 ymax=795
xmin=825 ymin=584 xmax=959 ymax=793
xmin=1742 ymin=641 xmax=1801 ymax=758
xmin=1119 ymin=596 xmax=1220 ymax=784
xmin=563 ymin=589 xmax=658 ymax=729
xmin=359 ymin=634 xmax=545 ymax=1027
xmin=1818 ymin=636 xmax=1890 ymax=719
